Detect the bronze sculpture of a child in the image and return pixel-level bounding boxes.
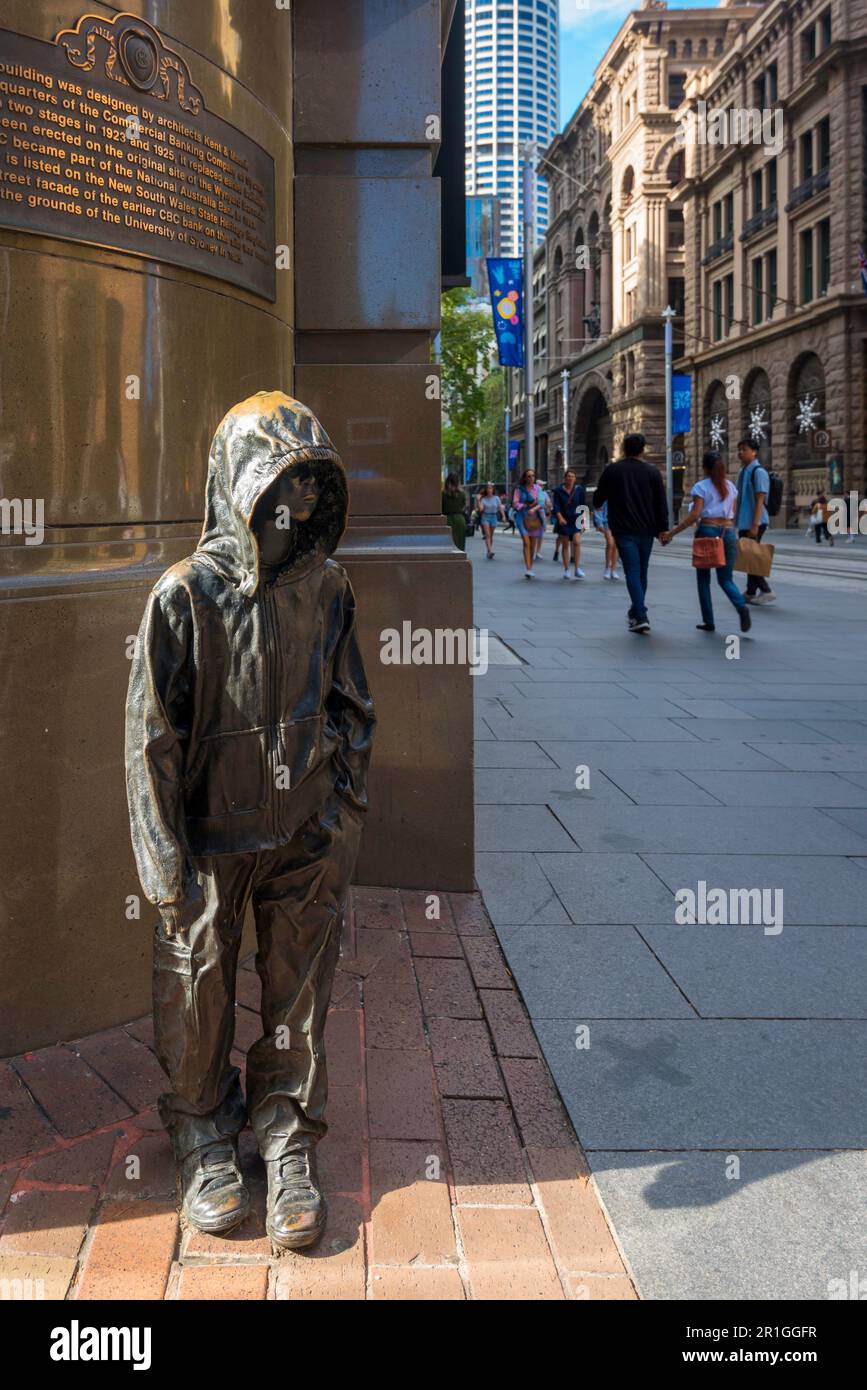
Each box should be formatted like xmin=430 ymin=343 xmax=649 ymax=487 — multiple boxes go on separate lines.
xmin=125 ymin=391 xmax=375 ymax=1250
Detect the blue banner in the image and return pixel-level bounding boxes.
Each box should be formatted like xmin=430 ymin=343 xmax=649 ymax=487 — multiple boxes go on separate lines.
xmin=508 ymin=439 xmax=521 ymax=474
xmin=672 ymin=373 xmax=691 ymax=434
xmin=465 ymin=456 xmax=475 ymax=484
xmin=487 ymin=257 xmax=524 ymax=367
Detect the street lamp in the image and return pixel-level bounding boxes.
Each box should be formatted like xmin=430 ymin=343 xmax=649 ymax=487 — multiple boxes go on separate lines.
xmin=662 ymin=304 xmax=675 ymax=523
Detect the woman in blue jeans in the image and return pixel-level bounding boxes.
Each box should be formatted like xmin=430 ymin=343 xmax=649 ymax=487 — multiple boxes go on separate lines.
xmin=663 ymin=451 xmax=751 ymax=634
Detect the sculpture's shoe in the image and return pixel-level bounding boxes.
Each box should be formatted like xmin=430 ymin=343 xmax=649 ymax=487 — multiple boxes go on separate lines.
xmin=266 ymin=1149 xmax=326 ymax=1251
xmin=179 ymin=1139 xmax=250 ymax=1235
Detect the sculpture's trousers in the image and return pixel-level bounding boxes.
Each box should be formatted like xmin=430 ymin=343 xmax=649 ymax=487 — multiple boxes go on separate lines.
xmin=152 ymin=793 xmax=363 ymax=1163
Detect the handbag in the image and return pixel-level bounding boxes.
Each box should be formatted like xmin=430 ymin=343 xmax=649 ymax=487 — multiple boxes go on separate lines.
xmin=734 ymin=537 xmax=774 ymax=576
xmin=692 ymin=535 xmax=725 ymax=568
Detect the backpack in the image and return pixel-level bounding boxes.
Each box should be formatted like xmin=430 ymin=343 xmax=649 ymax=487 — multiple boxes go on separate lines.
xmin=766 ymin=470 xmax=783 ymax=517
xmin=742 ymin=460 xmax=783 ymax=518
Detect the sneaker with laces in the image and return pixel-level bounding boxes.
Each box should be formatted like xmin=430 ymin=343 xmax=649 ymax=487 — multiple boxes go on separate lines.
xmin=574 ymin=568 xmax=585 ymax=578
xmin=179 ymin=1139 xmax=249 ymax=1235
xmin=603 ymin=568 xmax=612 ymax=580
xmin=611 ymin=570 xmax=622 ymax=580
xmin=266 ymin=1149 xmax=326 ymax=1251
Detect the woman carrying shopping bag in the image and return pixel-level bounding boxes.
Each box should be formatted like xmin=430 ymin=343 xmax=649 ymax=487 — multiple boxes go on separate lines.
xmin=512 ymin=469 xmax=545 ymax=579
xmin=662 ymin=451 xmax=752 ymax=634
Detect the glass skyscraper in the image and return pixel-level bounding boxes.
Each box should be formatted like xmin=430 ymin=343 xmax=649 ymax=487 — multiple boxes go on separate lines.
xmin=465 ymin=0 xmax=559 ymax=256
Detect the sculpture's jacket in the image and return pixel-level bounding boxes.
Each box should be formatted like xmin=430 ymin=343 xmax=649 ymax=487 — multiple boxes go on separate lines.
xmin=125 ymin=391 xmax=376 ymax=916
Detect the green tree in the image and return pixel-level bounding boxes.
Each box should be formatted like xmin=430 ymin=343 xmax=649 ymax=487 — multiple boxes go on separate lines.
xmin=476 ymin=369 xmax=507 ymax=486
xmin=439 ymin=288 xmax=495 ymax=469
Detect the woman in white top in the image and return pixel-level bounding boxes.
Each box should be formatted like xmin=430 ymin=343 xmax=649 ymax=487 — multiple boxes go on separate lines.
xmin=477 ymin=482 xmax=505 ymax=558
xmin=663 ymin=450 xmax=751 ymax=634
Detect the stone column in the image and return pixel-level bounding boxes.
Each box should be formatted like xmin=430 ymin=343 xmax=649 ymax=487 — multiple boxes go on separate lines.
xmin=600 ymin=237 xmax=613 ymax=335
xmin=643 ymin=194 xmax=668 ymax=313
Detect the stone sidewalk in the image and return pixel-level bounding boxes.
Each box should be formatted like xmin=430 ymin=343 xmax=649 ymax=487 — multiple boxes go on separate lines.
xmin=471 ymin=527 xmax=867 ymax=1300
xmin=0 ymin=888 xmax=635 ymax=1301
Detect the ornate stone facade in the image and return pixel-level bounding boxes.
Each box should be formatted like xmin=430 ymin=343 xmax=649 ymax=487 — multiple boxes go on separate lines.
xmin=512 ymin=0 xmax=867 ymax=519
xmin=680 ymin=0 xmax=867 ymax=520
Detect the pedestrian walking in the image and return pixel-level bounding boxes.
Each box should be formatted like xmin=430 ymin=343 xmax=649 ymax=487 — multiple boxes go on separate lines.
xmin=534 ymin=480 xmax=551 ymax=560
xmin=442 ymin=472 xmax=467 ymax=551
xmin=592 ymin=434 xmax=669 ymax=633
xmin=477 ymin=481 xmax=505 ymax=558
xmin=735 ymin=439 xmax=776 ymax=604
xmin=662 ymin=450 xmax=751 ymax=633
xmin=552 ymin=469 xmax=587 ymax=580
xmin=809 ymin=495 xmax=834 ymax=545
xmin=592 ymin=497 xmax=621 ymax=580
xmin=512 ymin=469 xmax=545 ymax=579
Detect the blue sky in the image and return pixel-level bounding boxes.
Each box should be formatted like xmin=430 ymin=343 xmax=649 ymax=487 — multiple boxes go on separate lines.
xmin=559 ymin=0 xmax=716 ymax=127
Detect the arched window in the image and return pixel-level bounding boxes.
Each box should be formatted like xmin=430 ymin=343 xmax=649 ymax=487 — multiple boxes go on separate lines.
xmin=743 ymin=368 xmax=773 ymax=465
xmin=704 ymin=380 xmax=729 ymax=457
xmin=698 ymin=39 xmax=707 ymax=58
xmin=621 ymin=166 xmax=635 ymax=207
xmin=553 ymin=245 xmax=563 ymax=275
xmin=683 ymin=39 xmax=692 ymax=58
xmin=790 ymin=353 xmax=826 ymax=468
xmin=624 ymin=351 xmax=635 ymax=397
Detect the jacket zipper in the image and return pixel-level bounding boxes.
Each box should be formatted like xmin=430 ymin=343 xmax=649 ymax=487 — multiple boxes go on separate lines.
xmin=263 ymin=583 xmax=279 ymax=839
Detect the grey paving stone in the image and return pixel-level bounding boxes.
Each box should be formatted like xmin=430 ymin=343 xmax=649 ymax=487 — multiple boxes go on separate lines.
xmin=800 ymin=721 xmax=867 ymax=744
xmin=663 ymin=699 xmax=758 ymax=720
xmin=588 ymin=1150 xmax=867 ymax=1300
xmin=643 ymin=854 xmax=867 ymax=925
xmin=602 ymin=771 xmax=723 ymax=805
xmin=549 ymin=803 xmax=865 ymax=854
xmin=605 ymin=717 xmax=708 ymax=742
xmin=536 ymin=852 xmax=676 ymax=924
xmin=756 ymin=744 xmax=867 ymax=771
xmin=671 ymin=719 xmax=836 ymax=743
xmin=751 ymin=685 xmax=867 ymax=702
xmin=482 ymin=710 xmax=632 ymax=742
xmin=504 ymin=681 xmax=637 ymax=700
xmin=814 ymin=807 xmax=867 ymax=841
xmin=685 ymin=770 xmax=867 ymax=807
xmin=474 ymin=740 xmax=558 ymax=769
xmin=539 ymin=741 xmax=783 ymax=771
xmin=533 ymin=1018 xmax=867 ymax=1148
xmin=640 ymin=923 xmax=867 ymax=1018
xmin=475 ymin=852 xmax=571 ymax=926
xmin=505 ymin=696 xmax=694 ymax=721
xmin=475 ymin=768 xmax=633 ymax=806
xmin=728 ymin=699 xmax=865 ymax=720
xmin=475 ymin=803 xmax=578 ymax=852
xmin=497 ymin=924 xmax=694 ymax=1019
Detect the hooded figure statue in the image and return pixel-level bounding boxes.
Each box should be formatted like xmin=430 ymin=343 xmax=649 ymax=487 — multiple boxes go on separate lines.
xmin=125 ymin=390 xmax=375 ymax=1250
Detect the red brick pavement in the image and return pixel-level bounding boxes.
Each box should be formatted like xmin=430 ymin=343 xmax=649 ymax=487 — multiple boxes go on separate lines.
xmin=0 ymin=889 xmax=636 ymax=1301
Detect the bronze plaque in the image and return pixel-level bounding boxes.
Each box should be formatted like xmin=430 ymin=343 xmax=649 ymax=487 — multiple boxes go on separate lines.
xmin=0 ymin=14 xmax=276 ymax=300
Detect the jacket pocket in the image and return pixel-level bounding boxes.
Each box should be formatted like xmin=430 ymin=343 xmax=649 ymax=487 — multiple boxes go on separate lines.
xmin=275 ymin=715 xmax=331 ymax=791
xmin=185 ymin=729 xmax=268 ymax=818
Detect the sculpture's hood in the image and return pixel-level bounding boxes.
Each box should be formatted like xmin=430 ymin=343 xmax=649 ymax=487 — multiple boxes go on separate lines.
xmin=195 ymin=390 xmax=348 ymax=597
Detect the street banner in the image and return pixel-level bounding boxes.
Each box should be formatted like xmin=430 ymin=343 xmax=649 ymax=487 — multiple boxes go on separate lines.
xmin=486 ymin=257 xmax=524 ymax=367
xmin=508 ymin=439 xmax=521 ymax=475
xmin=672 ymin=373 xmax=691 ymax=434
xmin=465 ymin=456 xmax=475 ymax=484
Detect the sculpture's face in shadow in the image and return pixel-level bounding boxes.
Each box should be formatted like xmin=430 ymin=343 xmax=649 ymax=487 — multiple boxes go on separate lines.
xmin=252 ymin=462 xmax=321 ymax=572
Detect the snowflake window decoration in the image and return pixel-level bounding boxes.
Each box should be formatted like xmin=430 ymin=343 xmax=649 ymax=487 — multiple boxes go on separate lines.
xmin=796 ymin=393 xmax=820 ymax=435
xmin=748 ymin=404 xmax=768 ymax=444
xmin=709 ymin=414 xmax=726 ymax=450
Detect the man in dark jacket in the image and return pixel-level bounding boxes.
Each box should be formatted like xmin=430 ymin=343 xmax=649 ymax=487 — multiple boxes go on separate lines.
xmin=125 ymin=391 xmax=375 ymax=1250
xmin=592 ymin=434 xmax=669 ymax=633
